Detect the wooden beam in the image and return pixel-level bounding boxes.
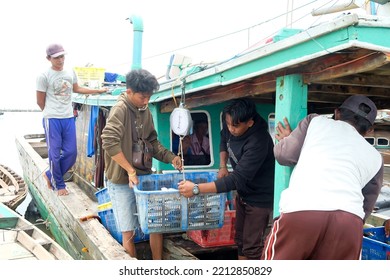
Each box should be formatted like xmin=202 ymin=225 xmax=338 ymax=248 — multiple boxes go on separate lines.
xmin=16 ymin=230 xmax=56 ymax=260
xmin=318 ymin=73 xmax=390 ymax=88
xmin=304 ymin=52 xmax=390 ymax=84
xmin=295 ymin=48 xmax=371 ymax=74
xmin=163 ymin=239 xmax=199 ymax=260
xmin=160 ymin=80 xmax=275 ymax=113
xmin=308 ymin=84 xmax=390 ymax=98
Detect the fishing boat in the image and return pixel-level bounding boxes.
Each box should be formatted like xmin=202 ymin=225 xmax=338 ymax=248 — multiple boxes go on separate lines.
xmin=0 ymin=164 xmax=27 ymax=210
xmin=365 ymin=128 xmax=390 ymax=166
xmin=15 ymin=3 xmax=390 ymax=260
xmin=15 ymin=133 xmax=133 ymax=260
xmin=0 ymin=202 xmax=73 ymax=260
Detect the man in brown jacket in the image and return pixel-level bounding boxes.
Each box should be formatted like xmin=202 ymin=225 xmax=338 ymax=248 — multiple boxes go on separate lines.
xmin=102 ymin=69 xmax=182 ymax=259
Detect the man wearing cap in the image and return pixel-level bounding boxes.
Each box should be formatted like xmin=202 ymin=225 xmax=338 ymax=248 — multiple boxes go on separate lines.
xmin=36 ymin=43 xmax=107 ymax=196
xmin=261 ymin=95 xmax=384 ymax=260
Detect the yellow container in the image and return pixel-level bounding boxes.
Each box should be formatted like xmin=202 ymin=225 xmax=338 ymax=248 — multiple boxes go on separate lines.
xmin=74 ymin=67 xmax=105 ymax=89
xmin=97 ymin=201 xmax=112 ymax=211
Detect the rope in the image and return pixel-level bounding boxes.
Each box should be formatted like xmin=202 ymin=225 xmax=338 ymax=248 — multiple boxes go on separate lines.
xmin=178 ymin=136 xmax=186 ymax=181
xmin=1 ymin=218 xmax=50 ymax=232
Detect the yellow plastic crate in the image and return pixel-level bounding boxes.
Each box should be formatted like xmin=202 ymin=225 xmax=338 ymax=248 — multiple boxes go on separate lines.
xmin=97 ymin=202 xmax=112 ymax=211
xmin=74 ymin=67 xmax=105 ymax=88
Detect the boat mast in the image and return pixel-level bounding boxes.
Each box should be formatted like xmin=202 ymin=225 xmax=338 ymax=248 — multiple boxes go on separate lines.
xmin=286 ymin=0 xmax=294 ymax=28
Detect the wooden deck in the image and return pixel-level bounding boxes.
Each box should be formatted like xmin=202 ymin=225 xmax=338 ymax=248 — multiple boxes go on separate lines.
xmin=15 ymin=134 xmax=134 ymax=260
xmin=132 ymin=232 xmax=237 ymax=260
xmin=164 ymin=233 xmax=237 ymax=260
xmin=0 ymin=203 xmax=73 ymax=260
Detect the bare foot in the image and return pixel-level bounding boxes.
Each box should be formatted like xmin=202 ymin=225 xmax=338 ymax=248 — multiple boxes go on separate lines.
xmin=43 ymin=173 xmax=53 ymax=190
xmin=57 ymin=188 xmax=69 ymax=196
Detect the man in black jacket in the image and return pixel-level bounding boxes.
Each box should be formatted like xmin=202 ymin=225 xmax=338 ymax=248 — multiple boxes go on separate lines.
xmin=179 ymin=98 xmax=275 ymax=259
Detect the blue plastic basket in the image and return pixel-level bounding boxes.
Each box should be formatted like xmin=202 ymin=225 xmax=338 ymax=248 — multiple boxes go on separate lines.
xmin=186 ymin=172 xmax=225 ymax=230
xmin=95 ymin=187 xmax=111 ymax=205
xmin=134 ymin=173 xmax=185 ymax=234
xmin=95 ymin=187 xmax=149 ymax=244
xmin=362 ymin=227 xmax=390 ymax=260
xmin=134 ymin=172 xmax=226 ymax=234
xmin=97 ymin=208 xmax=149 ymax=244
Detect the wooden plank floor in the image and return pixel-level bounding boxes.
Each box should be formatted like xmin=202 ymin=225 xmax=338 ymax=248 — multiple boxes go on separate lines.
xmin=0 ymin=242 xmax=38 ymax=260
xmin=168 ymin=233 xmax=238 ymax=260
xmin=0 ymin=230 xmax=37 ymax=260
xmin=135 ymin=232 xmax=237 ymax=260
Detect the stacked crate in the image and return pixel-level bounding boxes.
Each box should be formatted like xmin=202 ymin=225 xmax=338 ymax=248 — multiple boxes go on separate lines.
xmin=362 ymin=226 xmax=390 ymax=260
xmin=95 ymin=187 xmax=149 ymax=244
xmin=187 ymin=210 xmax=236 ymax=248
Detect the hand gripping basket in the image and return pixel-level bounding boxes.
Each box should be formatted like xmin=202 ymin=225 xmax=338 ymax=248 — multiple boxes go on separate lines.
xmin=134 ymin=172 xmax=226 ymax=234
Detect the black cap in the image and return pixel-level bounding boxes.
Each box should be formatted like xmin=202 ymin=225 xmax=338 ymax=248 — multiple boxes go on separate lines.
xmin=339 ymin=95 xmax=377 ymax=125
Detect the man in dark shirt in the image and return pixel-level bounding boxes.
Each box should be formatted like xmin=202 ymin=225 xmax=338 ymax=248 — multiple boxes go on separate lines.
xmin=179 ymin=98 xmax=275 ymax=259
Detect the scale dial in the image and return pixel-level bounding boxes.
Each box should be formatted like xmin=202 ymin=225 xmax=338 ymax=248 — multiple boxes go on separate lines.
xmin=170 ymin=106 xmax=192 ymax=136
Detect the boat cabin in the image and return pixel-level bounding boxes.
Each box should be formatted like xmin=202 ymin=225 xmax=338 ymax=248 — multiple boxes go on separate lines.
xmin=73 ymin=13 xmax=390 ymax=217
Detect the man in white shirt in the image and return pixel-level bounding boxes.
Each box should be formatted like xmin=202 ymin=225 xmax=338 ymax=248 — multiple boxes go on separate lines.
xmin=262 ymin=95 xmax=384 ymax=260
xmin=36 ymin=43 xmax=107 ymax=196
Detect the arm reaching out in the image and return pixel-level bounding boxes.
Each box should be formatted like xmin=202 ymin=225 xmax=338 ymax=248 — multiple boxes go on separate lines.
xmin=275 ymin=117 xmax=292 ymax=141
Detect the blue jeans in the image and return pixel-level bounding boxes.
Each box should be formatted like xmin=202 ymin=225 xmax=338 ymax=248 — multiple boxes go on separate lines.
xmin=106 ymin=180 xmax=139 ymax=232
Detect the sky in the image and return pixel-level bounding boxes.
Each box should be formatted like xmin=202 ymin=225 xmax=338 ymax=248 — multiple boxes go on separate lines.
xmin=0 ymin=0 xmax=376 ymax=110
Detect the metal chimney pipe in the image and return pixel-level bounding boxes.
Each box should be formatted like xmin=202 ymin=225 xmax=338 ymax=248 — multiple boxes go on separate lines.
xmin=311 ymin=0 xmax=363 ymax=16
xmin=127 ymin=15 xmax=143 ymax=70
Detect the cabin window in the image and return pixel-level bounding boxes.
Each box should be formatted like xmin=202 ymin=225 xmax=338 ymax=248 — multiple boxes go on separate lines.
xmin=377 ymin=137 xmax=389 ymax=147
xmin=268 ymin=113 xmax=276 ymax=144
xmin=365 ymin=137 xmax=375 ymax=146
xmin=171 ymin=111 xmax=212 ymax=167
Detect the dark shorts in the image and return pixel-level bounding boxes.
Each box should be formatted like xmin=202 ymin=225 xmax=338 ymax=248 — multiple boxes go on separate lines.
xmin=261 ymin=210 xmax=363 ymax=260
xmin=235 ymin=195 xmax=272 ymax=259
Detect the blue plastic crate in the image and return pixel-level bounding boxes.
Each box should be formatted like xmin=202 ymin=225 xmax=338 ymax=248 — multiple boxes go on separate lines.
xmin=134 ymin=172 xmax=226 ymax=234
xmin=97 ymin=208 xmax=149 ymax=244
xmin=95 ymin=187 xmax=111 ymax=205
xmin=185 ymin=170 xmax=225 ymax=230
xmin=134 ymin=173 xmax=185 ymax=234
xmin=362 ymin=227 xmax=390 ymax=260
xmin=95 ymin=188 xmax=149 ymax=243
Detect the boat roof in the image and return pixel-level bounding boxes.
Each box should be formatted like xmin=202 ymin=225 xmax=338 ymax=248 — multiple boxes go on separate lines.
xmin=73 ymin=13 xmax=390 ymax=114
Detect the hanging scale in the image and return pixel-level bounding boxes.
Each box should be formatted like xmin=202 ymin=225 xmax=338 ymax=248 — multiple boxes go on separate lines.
xmin=169 ymin=80 xmax=193 ymax=179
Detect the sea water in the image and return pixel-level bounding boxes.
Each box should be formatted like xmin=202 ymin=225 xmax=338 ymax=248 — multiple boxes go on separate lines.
xmin=0 ymin=111 xmax=44 ymax=215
